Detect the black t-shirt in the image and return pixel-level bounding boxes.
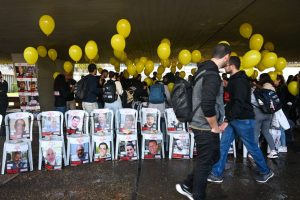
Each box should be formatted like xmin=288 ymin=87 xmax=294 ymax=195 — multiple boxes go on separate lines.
xmin=66 ymin=79 xmax=76 ymax=101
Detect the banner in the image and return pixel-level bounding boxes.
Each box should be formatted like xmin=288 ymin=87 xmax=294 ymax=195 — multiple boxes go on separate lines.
xmin=15 ymin=63 xmax=40 ymax=111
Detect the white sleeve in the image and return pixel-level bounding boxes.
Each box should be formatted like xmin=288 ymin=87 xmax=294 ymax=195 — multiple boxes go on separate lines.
xmin=275 ymin=109 xmax=290 ymax=130
xmin=115 ymin=81 xmax=123 ymax=95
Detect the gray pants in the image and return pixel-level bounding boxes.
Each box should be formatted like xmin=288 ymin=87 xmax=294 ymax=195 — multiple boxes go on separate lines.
xmin=254 ymin=107 xmax=276 ymax=151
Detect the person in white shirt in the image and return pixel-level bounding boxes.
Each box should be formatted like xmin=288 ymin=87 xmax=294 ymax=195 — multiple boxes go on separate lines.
xmin=104 ymin=71 xmax=123 ymax=114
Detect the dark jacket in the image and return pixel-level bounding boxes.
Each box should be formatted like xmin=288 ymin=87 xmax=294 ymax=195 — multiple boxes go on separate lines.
xmin=190 ymin=60 xmax=224 ymax=130
xmin=54 ymin=82 xmax=70 ymax=107
xmin=225 ymin=71 xmax=254 ymax=121
xmin=82 ymin=74 xmax=100 ymax=103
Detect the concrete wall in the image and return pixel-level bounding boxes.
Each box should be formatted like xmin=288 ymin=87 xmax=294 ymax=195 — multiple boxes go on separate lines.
xmin=11 ymin=53 xmax=65 ymax=111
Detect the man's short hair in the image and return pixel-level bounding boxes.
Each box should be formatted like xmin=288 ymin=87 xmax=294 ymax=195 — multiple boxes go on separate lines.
xmin=146 ymin=113 xmax=155 ymax=118
xmin=148 ymin=140 xmax=158 ymax=145
xmin=88 ymin=63 xmax=97 ymax=73
xmin=229 ymin=56 xmax=241 ymax=70
xmin=212 ymin=43 xmax=231 ymax=59
xmin=72 ymin=116 xmax=80 ymax=121
xmin=99 ymin=142 xmax=108 ymax=149
xmin=108 ymin=71 xmax=115 ymax=79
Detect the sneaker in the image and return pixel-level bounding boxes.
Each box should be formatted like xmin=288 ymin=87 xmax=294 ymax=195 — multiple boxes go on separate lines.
xmin=267 ymin=150 xmax=278 ymax=158
xmin=278 ymin=146 xmax=287 ymax=153
xmin=207 ymin=174 xmax=223 ymax=183
xmin=175 ymin=183 xmax=194 ymax=200
xmin=255 ymin=170 xmax=274 ymax=183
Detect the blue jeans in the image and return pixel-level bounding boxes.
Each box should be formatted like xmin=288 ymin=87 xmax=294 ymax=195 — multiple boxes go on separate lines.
xmin=55 ymin=106 xmax=66 ymax=114
xmin=211 ymin=119 xmax=270 ymax=177
xmin=280 ymin=127 xmax=286 ymax=146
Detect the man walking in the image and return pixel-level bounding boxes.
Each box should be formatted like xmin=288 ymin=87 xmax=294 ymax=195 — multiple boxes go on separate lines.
xmin=176 ymin=43 xmax=231 ymax=200
xmin=207 ymin=56 xmax=274 ymax=184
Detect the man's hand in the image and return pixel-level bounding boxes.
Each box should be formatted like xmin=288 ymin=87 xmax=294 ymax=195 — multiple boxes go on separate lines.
xmin=211 ymin=126 xmax=221 ymax=134
xmin=219 ymin=122 xmax=228 ymax=132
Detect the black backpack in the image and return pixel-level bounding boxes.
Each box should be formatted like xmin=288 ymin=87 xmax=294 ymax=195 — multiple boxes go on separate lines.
xmin=171 ymin=70 xmax=216 ymax=122
xmin=253 ymin=88 xmax=281 ymax=114
xmin=74 ymin=76 xmax=88 ymax=100
xmin=103 ymin=80 xmax=118 ymax=103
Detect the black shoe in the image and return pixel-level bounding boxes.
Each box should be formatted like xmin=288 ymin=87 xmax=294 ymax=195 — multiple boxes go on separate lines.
xmin=255 ymin=170 xmax=274 ymax=183
xmin=207 ymin=174 xmax=223 ymax=183
xmin=176 ymin=183 xmax=194 ymax=200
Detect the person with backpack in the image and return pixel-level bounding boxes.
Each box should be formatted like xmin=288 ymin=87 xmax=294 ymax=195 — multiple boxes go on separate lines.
xmin=103 ymin=71 xmax=123 ymax=114
xmin=207 ymin=56 xmax=274 ymax=185
xmin=252 ymin=73 xmax=278 ymax=158
xmin=148 ymin=81 xmax=170 ymax=116
xmin=81 ymin=63 xmax=101 ymax=114
xmin=175 ymin=43 xmax=230 ymax=200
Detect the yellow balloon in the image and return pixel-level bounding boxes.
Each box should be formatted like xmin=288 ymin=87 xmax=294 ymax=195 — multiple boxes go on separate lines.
xmin=127 ymin=64 xmax=136 ymax=76
xmin=239 ymin=23 xmax=253 ymax=39
xmin=123 ymin=69 xmax=130 ymax=79
xmin=63 ymin=61 xmax=73 ymax=73
xmin=157 ymin=65 xmax=165 ymax=74
xmin=144 ymin=69 xmax=151 ymax=77
xmin=249 ymin=34 xmax=264 ymax=51
xmin=109 ymin=57 xmax=118 ymax=65
xmin=111 ymin=34 xmax=126 ymax=51
xmin=288 ymin=81 xmax=299 ymax=96
xmin=114 ymin=66 xmax=120 ymax=72
xmin=262 ymin=52 xmax=278 ymax=68
xmin=167 ymin=83 xmax=174 ymax=93
xmin=261 ymin=49 xmax=269 ymax=58
xmin=24 ymin=47 xmax=38 ymax=65
xmin=218 ymin=41 xmax=230 ymax=46
xmin=134 ymin=58 xmax=140 ymax=64
xmin=161 ymin=59 xmax=170 ymax=68
xmin=53 ymin=72 xmax=60 ymax=79
xmin=178 ymin=49 xmax=191 ymax=65
xmin=268 ymin=71 xmax=277 ymax=82
xmin=37 ymin=46 xmax=47 ymax=57
xmin=140 ymin=57 xmax=148 ymax=64
xmin=85 ymin=40 xmax=98 ymax=60
xmin=252 ymin=69 xmax=259 ymax=79
xmin=157 ymin=43 xmax=171 ymax=60
xmin=177 ymin=63 xmax=183 ymax=70
xmin=48 ymin=49 xmax=57 ymax=61
xmin=69 ymin=45 xmax=82 ymax=62
xmin=134 ymin=62 xmax=143 ymax=74
xmin=97 ymin=67 xmax=103 ymax=74
xmin=125 ymin=59 xmax=133 ymax=67
xmin=92 ymin=54 xmax=100 ymax=63
xmin=144 ymin=77 xmax=153 ymax=86
xmin=116 ymin=19 xmax=131 ymax=38
xmin=145 ymin=60 xmax=154 ymax=73
xmin=275 ymin=57 xmax=287 ymax=71
xmin=264 ymin=42 xmax=275 ymax=51
xmin=191 ymin=68 xmax=197 ymax=75
xmin=242 ymin=50 xmax=261 ymax=69
xmin=230 ymin=52 xmax=238 ymax=57
xmin=170 ymin=66 xmax=176 ymax=74
xmin=191 ymin=50 xmax=202 ymax=63
xmin=257 ymin=62 xmax=266 ymax=72
xmin=161 ymin=38 xmax=171 ymax=46
xmin=275 ymin=70 xmax=283 ymax=75
xmin=243 ymin=68 xmax=254 ymax=77
xmin=39 ymin=15 xmax=55 ymax=36
xmin=179 ymin=71 xmax=186 ymax=79
xmin=157 ymin=73 xmax=162 ymax=80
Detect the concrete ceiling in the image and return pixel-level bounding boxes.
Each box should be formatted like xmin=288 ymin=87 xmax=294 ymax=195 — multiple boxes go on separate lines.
xmin=1 ymin=0 xmax=300 ymax=62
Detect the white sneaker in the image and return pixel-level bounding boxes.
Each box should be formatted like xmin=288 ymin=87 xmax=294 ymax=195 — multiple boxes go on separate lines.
xmin=278 ymin=146 xmax=287 ymax=153
xmin=267 ymin=150 xmax=279 ymax=158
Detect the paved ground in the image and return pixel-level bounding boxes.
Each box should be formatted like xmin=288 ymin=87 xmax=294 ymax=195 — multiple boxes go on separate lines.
xmin=0 ymin=125 xmax=299 ymax=200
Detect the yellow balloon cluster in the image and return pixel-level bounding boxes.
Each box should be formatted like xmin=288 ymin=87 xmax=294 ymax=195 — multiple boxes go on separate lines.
xmin=24 ymin=47 xmax=38 ymax=65
xmin=39 ymin=15 xmax=55 ymax=36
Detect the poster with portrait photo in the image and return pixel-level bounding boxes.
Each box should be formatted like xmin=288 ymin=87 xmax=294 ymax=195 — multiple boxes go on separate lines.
xmin=94 ymin=112 xmax=112 ymax=133
xmin=70 ymin=142 xmax=89 ymax=166
xmin=141 ymin=112 xmax=158 ymax=132
xmin=67 ymin=113 xmax=84 ymax=135
xmin=41 ymin=115 xmax=61 ymax=137
xmin=6 ymin=147 xmax=29 ymax=174
xmin=119 ymin=140 xmax=138 ymax=161
xmin=119 ymin=114 xmax=136 ymax=133
xmin=19 ymin=96 xmax=29 ymax=107
xmin=15 ymin=64 xmax=38 ymax=78
xmin=172 ymin=134 xmax=190 ymax=159
xmin=144 ymin=139 xmax=162 ymax=159
xmin=94 ymin=139 xmax=112 ymax=162
xmin=9 ymin=118 xmax=30 ymax=140
xmin=17 ymin=80 xmax=28 ymax=92
xmin=165 ymin=110 xmax=184 ymax=131
xmin=41 ymin=141 xmax=63 ymax=170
